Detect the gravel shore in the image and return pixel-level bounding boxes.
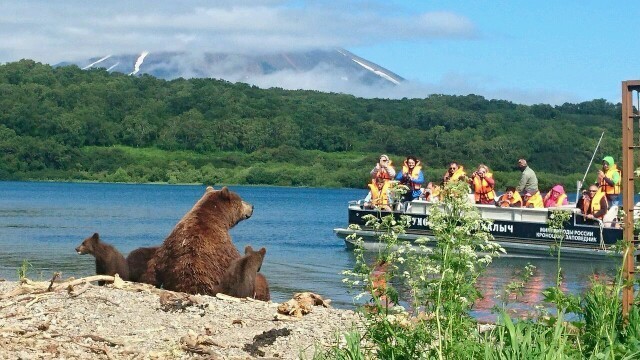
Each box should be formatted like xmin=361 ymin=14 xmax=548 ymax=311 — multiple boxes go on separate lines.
xmin=0 ymin=277 xmax=364 ymax=359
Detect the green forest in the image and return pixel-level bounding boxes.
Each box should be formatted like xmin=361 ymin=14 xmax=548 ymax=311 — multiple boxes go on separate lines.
xmin=0 ymin=59 xmax=624 ymax=192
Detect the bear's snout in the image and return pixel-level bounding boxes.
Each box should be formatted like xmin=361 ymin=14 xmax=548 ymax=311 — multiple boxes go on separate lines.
xmin=241 ymin=202 xmax=254 ymax=220
xmin=75 ymin=246 xmax=85 ymax=254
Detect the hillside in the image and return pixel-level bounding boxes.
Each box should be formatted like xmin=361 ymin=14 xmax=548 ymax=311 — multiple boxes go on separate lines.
xmin=0 ymin=59 xmax=622 ymax=190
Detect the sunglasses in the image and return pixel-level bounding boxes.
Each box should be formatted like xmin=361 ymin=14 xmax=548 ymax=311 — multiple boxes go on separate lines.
xmin=589 ymin=190 xmax=598 ymax=193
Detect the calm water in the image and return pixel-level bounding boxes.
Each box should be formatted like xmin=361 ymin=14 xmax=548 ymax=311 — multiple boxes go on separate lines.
xmin=0 ymin=181 xmax=621 ymax=319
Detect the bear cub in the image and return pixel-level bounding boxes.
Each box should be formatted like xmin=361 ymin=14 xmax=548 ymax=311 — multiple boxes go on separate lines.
xmin=75 ymin=233 xmax=129 ymax=285
xmin=217 ymin=245 xmax=266 ymax=299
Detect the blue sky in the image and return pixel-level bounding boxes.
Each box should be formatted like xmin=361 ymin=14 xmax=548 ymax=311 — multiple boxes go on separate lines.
xmin=1 ymin=1 xmax=637 ymax=105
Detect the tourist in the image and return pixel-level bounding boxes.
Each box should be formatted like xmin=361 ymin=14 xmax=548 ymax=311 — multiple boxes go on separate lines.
xmin=395 ymin=155 xmax=424 ymax=202
xmin=495 ymin=186 xmax=522 ymax=207
xmin=443 ymin=162 xmax=466 ymax=184
xmin=421 ymin=182 xmax=441 ymax=202
xmin=577 ymin=185 xmax=608 ymax=221
xmin=543 ymin=184 xmax=568 ymax=208
xmin=363 ymin=177 xmax=392 ymax=211
xmin=469 ymin=164 xmax=496 ymax=205
xmin=516 ymin=158 xmax=538 ymax=195
xmin=598 ymin=156 xmax=621 ymax=206
xmin=370 ymin=154 xmax=396 ymax=181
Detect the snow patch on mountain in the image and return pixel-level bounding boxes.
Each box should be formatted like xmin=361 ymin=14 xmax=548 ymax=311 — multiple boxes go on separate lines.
xmin=129 ymin=51 xmax=149 ymax=75
xmin=82 ymin=55 xmax=112 ymax=70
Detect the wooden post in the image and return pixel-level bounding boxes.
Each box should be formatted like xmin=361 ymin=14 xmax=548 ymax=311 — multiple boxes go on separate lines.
xmin=621 ymin=80 xmax=640 ymax=317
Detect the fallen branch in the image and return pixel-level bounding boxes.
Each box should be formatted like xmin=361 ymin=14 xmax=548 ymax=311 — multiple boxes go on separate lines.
xmin=47 ymin=272 xmax=61 ymax=292
xmin=79 ymin=334 xmax=123 ymax=347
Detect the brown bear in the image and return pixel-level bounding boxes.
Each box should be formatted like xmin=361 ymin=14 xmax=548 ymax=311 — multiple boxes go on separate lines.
xmin=141 ymin=186 xmax=270 ymax=300
xmin=75 ymin=233 xmax=130 ymax=285
xmin=126 ymin=246 xmax=158 ymax=283
xmin=216 ymin=246 xmax=266 ymax=298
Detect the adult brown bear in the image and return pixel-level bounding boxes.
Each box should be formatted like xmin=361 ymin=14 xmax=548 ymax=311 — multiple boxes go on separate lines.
xmin=75 ymin=233 xmax=129 ymax=285
xmin=141 ymin=186 xmax=270 ymax=300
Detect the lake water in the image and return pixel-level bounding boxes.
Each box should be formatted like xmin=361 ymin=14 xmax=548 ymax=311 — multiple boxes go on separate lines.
xmin=0 ymin=181 xmax=623 ymax=320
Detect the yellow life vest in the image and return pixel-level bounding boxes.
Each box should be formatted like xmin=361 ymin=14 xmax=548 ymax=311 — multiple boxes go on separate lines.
xmin=444 ymin=166 xmax=466 ymax=183
xmin=473 ymin=173 xmax=496 ymax=202
xmin=524 ymin=191 xmax=544 ymax=208
xmin=589 ymin=190 xmax=608 ymax=219
xmin=368 ymin=181 xmax=391 ymax=207
xmin=598 ymin=165 xmax=621 ymax=195
xmin=401 ymin=162 xmax=423 ymax=190
xmin=544 ymin=193 xmax=567 ymax=207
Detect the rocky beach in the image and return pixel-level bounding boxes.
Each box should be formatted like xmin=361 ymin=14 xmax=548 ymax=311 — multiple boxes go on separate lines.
xmin=0 ymin=276 xmax=364 ymax=359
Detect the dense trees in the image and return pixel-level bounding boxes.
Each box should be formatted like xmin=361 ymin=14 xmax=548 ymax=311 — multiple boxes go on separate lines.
xmin=0 ymin=60 xmax=624 ymax=190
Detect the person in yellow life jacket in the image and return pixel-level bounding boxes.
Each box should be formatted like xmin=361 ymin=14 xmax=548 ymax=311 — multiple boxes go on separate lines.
xmin=598 ymin=156 xmax=621 ymax=205
xmin=576 ymin=185 xmax=608 ymax=221
xmin=395 ymin=155 xmax=425 ymax=202
xmin=543 ymin=184 xmax=568 ymax=208
xmin=469 ymin=164 xmax=496 ymax=205
xmin=421 ymin=182 xmax=442 ymax=202
xmin=364 ymin=177 xmax=392 ymax=211
xmin=495 ymin=186 xmax=522 ymax=207
xmin=443 ymin=162 xmax=466 ymax=184
xmin=522 ymin=190 xmax=544 ymax=208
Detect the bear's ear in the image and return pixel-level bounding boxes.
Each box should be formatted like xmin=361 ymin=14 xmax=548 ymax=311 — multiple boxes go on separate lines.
xmin=259 ymin=247 xmax=266 ymax=256
xmin=92 ymin=233 xmax=100 ymax=240
xmin=220 ymin=186 xmax=230 ymax=199
xmin=205 ymin=186 xmax=214 ymax=193
xmin=244 ymin=245 xmax=254 ymax=254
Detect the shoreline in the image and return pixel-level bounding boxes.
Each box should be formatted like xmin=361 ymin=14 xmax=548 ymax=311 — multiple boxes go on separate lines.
xmin=0 ymin=278 xmax=363 ymax=359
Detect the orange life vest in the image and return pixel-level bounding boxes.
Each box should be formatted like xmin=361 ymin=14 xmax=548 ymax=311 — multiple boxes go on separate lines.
xmin=598 ymin=165 xmax=621 ymax=195
xmin=497 ymin=192 xmax=522 ymax=207
xmin=368 ymin=181 xmax=391 ymax=207
xmin=400 ymin=162 xmax=423 ymax=190
xmin=444 ymin=166 xmax=466 ymax=183
xmin=473 ymin=173 xmax=496 ymax=202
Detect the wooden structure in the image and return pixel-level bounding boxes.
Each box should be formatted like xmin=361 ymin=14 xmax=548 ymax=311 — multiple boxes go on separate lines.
xmin=621 ymin=80 xmax=640 ymax=316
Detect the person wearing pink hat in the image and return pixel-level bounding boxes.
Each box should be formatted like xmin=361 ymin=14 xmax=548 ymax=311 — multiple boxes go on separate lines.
xmin=543 ymin=184 xmax=569 ymax=208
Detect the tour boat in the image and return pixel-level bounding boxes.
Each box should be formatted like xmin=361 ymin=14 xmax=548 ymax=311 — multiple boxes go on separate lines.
xmin=334 ymin=199 xmax=631 ymax=259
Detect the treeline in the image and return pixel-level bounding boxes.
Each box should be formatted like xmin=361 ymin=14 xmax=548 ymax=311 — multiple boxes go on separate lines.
xmin=0 ymin=59 xmax=623 ymax=191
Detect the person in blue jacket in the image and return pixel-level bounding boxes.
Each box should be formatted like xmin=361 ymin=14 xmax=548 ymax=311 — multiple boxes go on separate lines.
xmin=396 ymin=155 xmax=425 ymax=202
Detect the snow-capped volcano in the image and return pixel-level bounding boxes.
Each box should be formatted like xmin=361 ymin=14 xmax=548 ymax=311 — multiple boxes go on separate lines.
xmin=56 ymin=48 xmax=405 ymax=93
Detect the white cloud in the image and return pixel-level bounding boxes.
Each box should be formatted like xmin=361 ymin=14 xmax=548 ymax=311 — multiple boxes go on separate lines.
xmin=0 ymin=1 xmax=477 ymax=64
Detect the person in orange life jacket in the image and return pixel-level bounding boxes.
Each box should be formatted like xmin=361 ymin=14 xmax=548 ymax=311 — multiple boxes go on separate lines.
xmin=576 ymin=185 xmax=608 ymax=221
xmin=522 ymin=191 xmax=544 ymax=208
xmin=395 ymin=155 xmax=424 ymax=202
xmin=495 ymin=186 xmax=522 ymax=208
xmin=370 ymin=154 xmax=396 ymax=180
xmin=363 ymin=177 xmax=392 ymax=211
xmin=469 ymin=164 xmax=495 ymax=205
xmin=443 ymin=162 xmax=466 ymax=184
xmin=597 ymin=156 xmax=621 ymax=206
xmin=543 ymin=184 xmax=568 ymax=208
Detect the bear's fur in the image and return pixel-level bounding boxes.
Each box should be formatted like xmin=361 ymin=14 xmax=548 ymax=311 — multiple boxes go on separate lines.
xmin=75 ymin=233 xmax=130 ymax=285
xmin=126 ymin=246 xmax=158 ymax=283
xmin=254 ymin=273 xmax=271 ymax=301
xmin=217 ymin=246 xmax=266 ymax=298
xmin=141 ymin=186 xmax=260 ymax=296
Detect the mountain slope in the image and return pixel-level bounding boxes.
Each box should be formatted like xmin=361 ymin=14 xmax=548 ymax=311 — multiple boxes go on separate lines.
xmin=57 ymin=48 xmax=404 ymax=89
